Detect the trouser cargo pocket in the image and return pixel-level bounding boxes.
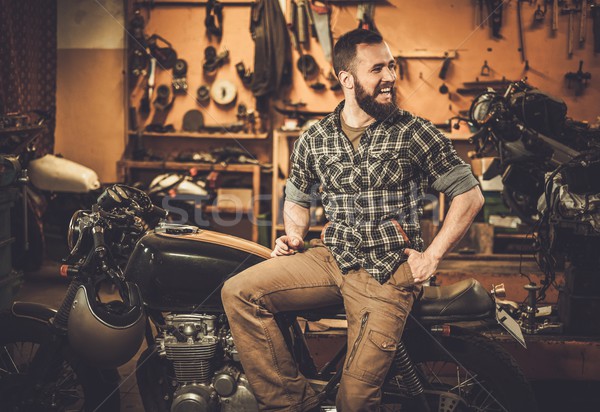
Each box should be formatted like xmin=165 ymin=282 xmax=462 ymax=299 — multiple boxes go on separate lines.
xmin=345 ymin=310 xmax=403 ymax=386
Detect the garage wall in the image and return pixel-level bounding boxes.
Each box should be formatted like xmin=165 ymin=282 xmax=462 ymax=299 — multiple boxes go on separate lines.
xmin=55 ymin=0 xmax=125 ymax=183
xmin=287 ymin=0 xmax=600 ymax=123
xmin=55 ymin=1 xmax=599 ymax=183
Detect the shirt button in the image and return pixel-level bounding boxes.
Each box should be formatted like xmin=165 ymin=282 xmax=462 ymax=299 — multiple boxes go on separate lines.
xmin=382 ymin=343 xmax=388 ymax=348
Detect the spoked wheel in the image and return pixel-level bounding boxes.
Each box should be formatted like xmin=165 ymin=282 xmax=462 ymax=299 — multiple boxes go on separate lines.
xmin=381 ymin=328 xmax=538 ymax=412
xmin=0 ymin=312 xmax=120 ymax=412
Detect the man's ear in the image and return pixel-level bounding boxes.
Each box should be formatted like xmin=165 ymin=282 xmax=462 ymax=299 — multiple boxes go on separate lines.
xmin=338 ymin=71 xmax=354 ymax=89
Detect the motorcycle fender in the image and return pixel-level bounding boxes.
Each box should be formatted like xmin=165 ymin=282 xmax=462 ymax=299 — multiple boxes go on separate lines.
xmin=11 ymin=301 xmax=57 ymax=324
xmin=496 ymin=304 xmax=527 ymax=348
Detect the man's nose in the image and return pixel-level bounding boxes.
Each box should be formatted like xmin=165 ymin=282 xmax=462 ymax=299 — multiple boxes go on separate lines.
xmin=383 ymin=66 xmax=396 ymax=82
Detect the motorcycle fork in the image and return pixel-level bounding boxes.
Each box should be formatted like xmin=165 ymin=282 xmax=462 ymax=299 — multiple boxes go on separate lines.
xmin=24 ymin=278 xmax=83 ymax=391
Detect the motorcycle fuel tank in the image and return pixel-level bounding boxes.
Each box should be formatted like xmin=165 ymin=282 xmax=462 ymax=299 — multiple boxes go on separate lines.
xmin=124 ymin=227 xmax=271 ymax=312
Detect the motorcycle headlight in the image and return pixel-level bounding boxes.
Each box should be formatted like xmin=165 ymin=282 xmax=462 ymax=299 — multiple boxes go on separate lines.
xmin=470 ymin=92 xmax=500 ymax=126
xmin=67 ymin=210 xmax=90 ymax=251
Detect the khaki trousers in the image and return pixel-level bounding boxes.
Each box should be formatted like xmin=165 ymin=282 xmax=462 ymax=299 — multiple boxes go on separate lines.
xmin=221 ymin=243 xmax=420 ymax=412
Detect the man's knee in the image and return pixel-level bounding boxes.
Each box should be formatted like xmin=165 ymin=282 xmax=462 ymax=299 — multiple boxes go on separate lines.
xmin=221 ymin=273 xmax=249 ymax=308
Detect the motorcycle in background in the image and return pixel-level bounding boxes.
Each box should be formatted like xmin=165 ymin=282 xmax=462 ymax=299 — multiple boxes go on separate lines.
xmin=0 ymin=112 xmax=102 ymax=271
xmin=0 ymin=184 xmax=537 ymax=411
xmin=467 ymin=79 xmax=600 ymax=335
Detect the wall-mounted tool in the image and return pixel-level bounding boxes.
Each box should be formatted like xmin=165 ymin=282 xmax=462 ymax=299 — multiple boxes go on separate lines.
xmin=205 ymin=0 xmax=223 ymax=39
xmin=203 ymin=46 xmax=229 ymax=74
xmin=147 ymin=34 xmax=178 ymax=69
xmin=296 ymin=0 xmax=309 ymax=45
xmin=533 ymin=4 xmax=547 ymax=25
xmin=552 ymin=0 xmax=559 ymax=32
xmin=197 ymin=85 xmax=211 ymax=105
xmin=396 ymin=50 xmax=457 ymax=84
xmin=516 ymin=0 xmax=527 ymax=64
xmin=457 ymin=77 xmax=516 ymax=95
xmin=182 ymin=110 xmax=205 ymax=132
xmin=128 ymin=9 xmax=148 ymax=77
xmin=488 ymin=0 xmax=504 ymax=38
xmin=480 ymin=60 xmax=491 ymax=76
xmin=172 ymin=59 xmax=188 ymax=94
xmin=396 ymin=50 xmax=458 ymax=60
xmin=210 ymin=79 xmax=237 ymax=106
xmin=564 ymin=60 xmax=592 ymax=95
xmin=439 ymin=57 xmax=451 ymax=80
xmin=154 ymin=85 xmax=174 ymax=112
xmin=561 ymin=5 xmax=580 ymax=57
xmin=297 ymin=54 xmax=319 ymax=80
xmin=579 ymin=0 xmax=588 ymax=45
xmin=150 ymin=84 xmax=174 ymax=127
xmin=235 ymin=61 xmax=254 ymax=86
xmin=593 ymin=3 xmax=600 ymax=53
xmin=310 ymin=1 xmax=333 ymax=62
xmin=140 ymin=57 xmax=156 ymax=117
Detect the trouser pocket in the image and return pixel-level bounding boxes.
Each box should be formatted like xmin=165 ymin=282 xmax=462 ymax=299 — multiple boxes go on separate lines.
xmin=345 ymin=311 xmax=405 ymax=387
xmin=388 ymin=261 xmax=415 ymax=289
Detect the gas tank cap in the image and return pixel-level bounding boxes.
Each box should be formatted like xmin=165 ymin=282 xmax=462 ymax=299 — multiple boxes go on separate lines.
xmin=155 ymin=222 xmax=200 ymax=235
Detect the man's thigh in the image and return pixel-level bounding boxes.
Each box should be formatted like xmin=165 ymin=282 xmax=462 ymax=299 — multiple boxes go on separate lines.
xmin=224 ymin=245 xmax=343 ymax=313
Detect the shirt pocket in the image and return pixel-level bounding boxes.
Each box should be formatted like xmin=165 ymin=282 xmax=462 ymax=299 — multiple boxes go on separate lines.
xmin=368 ymin=151 xmax=412 ymax=189
xmin=316 ymin=154 xmax=350 ymax=191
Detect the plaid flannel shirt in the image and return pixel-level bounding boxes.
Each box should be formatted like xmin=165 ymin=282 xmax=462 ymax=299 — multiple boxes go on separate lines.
xmin=286 ymin=101 xmax=478 ymax=283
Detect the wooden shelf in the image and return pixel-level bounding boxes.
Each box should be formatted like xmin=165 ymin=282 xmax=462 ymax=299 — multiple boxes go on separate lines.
xmin=118 ymin=159 xmax=265 ymax=173
xmin=128 ymin=131 xmax=269 ymax=140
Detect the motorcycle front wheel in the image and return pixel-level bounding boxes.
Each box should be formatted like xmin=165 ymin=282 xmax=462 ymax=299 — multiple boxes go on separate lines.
xmin=381 ymin=328 xmax=538 ymax=412
xmin=0 ymin=312 xmax=121 ymax=412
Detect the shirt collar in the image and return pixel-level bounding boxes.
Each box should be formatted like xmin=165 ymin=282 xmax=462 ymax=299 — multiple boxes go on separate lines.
xmin=327 ymin=100 xmax=411 ymax=134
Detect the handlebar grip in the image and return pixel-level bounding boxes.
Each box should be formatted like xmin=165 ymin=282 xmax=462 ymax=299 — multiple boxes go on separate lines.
xmin=92 ymin=226 xmax=107 ymax=257
xmin=149 ymin=204 xmax=168 ymax=219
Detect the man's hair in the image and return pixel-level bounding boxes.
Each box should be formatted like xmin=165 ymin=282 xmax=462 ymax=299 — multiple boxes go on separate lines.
xmin=333 ymin=29 xmax=383 ymax=77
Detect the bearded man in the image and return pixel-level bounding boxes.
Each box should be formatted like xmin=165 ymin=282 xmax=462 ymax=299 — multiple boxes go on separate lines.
xmin=222 ymin=29 xmax=484 ymax=411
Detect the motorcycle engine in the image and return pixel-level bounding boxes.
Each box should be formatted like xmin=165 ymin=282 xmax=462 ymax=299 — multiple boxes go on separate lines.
xmin=156 ymin=313 xmax=258 ymax=412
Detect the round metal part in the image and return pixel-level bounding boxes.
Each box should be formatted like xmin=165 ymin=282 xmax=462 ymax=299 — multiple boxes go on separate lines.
xmin=210 ymin=79 xmax=237 ymax=106
xmin=156 ymin=47 xmax=177 ymax=69
xmin=171 ymin=385 xmax=213 ymax=412
xmin=296 ymin=54 xmax=319 ymax=79
xmin=173 ymin=59 xmax=188 ymax=76
xmin=67 ymin=210 xmax=86 ymax=250
xmin=204 ymin=46 xmax=217 ymax=62
xmin=182 ymin=110 xmax=204 ymax=132
xmin=213 ymin=372 xmax=237 ymax=397
xmin=197 ymin=85 xmax=211 ymax=103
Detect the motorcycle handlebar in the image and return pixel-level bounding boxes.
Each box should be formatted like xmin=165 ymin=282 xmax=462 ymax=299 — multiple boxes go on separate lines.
xmin=147 ymin=204 xmax=168 ymax=220
xmin=91 ymin=226 xmax=107 ymax=258
xmin=469 ymin=127 xmax=489 ymax=144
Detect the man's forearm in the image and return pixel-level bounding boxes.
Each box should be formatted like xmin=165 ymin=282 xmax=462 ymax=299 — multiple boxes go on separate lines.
xmin=283 ymin=200 xmax=311 ymax=240
xmin=426 ymin=186 xmax=484 ymax=260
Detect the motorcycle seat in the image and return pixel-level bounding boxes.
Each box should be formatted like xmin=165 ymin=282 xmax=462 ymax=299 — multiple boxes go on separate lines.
xmin=295 ymin=278 xmax=495 ymax=323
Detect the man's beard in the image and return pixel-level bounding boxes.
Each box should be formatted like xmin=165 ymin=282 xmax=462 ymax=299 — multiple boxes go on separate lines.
xmin=354 ymin=79 xmax=397 ymax=121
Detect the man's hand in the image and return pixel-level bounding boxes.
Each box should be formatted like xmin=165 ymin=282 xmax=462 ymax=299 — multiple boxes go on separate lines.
xmin=404 ymin=248 xmax=439 ymax=283
xmin=271 ymin=235 xmax=304 ymax=257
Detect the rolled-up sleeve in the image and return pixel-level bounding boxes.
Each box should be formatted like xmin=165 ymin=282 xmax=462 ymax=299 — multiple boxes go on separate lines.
xmin=431 ymin=164 xmax=479 ymax=199
xmin=286 ymin=134 xmax=319 ymax=208
xmin=410 ymin=120 xmax=479 ymax=199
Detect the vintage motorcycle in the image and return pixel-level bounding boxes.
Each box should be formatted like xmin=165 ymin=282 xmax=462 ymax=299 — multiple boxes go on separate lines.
xmin=467 ymin=80 xmax=600 ymax=333
xmin=0 ymin=184 xmax=537 ymax=411
xmin=1 ymin=111 xmax=101 ymax=271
